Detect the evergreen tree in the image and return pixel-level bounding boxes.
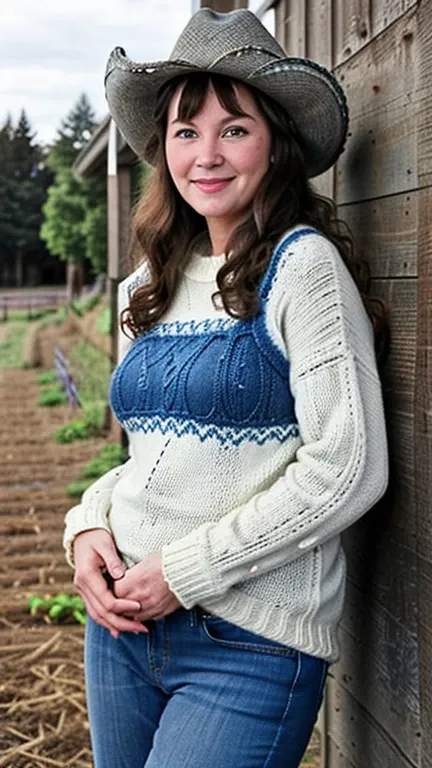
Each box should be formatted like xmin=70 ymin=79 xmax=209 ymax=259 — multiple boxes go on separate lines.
xmin=47 ymin=93 xmax=97 ymax=172
xmin=0 ymin=111 xmax=52 ymax=285
xmin=41 ymin=94 xmax=107 ymax=282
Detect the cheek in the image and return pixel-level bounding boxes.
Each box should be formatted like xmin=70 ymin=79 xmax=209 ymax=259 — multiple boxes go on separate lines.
xmin=235 ymin=138 xmax=270 ymax=175
xmin=165 ymin=143 xmax=188 ymax=185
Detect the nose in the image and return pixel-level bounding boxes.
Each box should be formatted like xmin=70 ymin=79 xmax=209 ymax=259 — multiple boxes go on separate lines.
xmin=196 ymin=137 xmax=223 ymax=168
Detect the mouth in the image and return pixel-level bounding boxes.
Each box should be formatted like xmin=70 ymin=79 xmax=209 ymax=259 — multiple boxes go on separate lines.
xmin=192 ymin=178 xmax=234 ymax=194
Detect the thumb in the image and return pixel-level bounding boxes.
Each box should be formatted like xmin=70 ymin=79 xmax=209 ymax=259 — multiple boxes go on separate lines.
xmin=98 ymin=537 xmax=126 ymax=580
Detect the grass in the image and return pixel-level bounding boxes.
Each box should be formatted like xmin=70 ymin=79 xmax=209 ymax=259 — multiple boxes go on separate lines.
xmin=66 ymin=443 xmax=128 ymax=496
xmin=0 ymin=323 xmax=27 ymax=369
xmin=52 ymin=339 xmax=111 ymax=443
xmin=68 ymin=339 xmax=111 ymax=428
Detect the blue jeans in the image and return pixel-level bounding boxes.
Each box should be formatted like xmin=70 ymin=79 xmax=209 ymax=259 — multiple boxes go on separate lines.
xmin=85 ymin=608 xmax=327 ymax=768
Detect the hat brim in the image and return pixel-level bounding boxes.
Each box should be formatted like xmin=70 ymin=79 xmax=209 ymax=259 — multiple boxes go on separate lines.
xmin=105 ymin=47 xmax=348 ymax=178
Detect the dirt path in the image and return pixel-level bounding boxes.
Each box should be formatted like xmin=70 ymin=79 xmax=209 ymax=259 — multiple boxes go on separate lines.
xmin=0 ymin=366 xmax=106 ymax=767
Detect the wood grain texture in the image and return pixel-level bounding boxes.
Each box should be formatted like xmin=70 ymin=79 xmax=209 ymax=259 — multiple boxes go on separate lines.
xmin=326 ymin=736 xmax=358 ymax=768
xmin=371 ymin=278 xmax=416 ymax=544
xmin=332 ymin=0 xmax=418 ymax=67
xmin=342 ymin=524 xmax=417 ymax=629
xmin=306 ymin=0 xmax=332 ymax=67
xmin=332 ymin=579 xmax=420 ymax=761
xmin=326 ymin=676 xmax=420 ymax=768
xmin=339 ymin=192 xmax=417 ymax=278
xmin=274 ymin=0 xmax=307 ymax=56
xmin=415 ymin=5 xmax=432 ymax=765
xmin=334 ymin=9 xmax=417 ymax=204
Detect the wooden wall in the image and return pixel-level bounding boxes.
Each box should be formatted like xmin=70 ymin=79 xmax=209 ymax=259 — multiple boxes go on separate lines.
xmin=267 ymin=1 xmax=430 ymax=766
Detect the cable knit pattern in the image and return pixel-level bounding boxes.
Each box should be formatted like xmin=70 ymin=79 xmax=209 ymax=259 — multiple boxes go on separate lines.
xmin=63 ymin=225 xmax=388 ymax=662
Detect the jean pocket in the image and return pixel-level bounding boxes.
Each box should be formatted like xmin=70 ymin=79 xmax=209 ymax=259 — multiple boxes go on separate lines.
xmin=200 ymin=613 xmax=298 ymax=657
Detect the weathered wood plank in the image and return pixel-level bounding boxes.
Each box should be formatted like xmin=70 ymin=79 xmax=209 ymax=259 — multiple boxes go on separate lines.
xmin=326 ymin=676 xmax=419 ymax=768
xmin=333 ymin=0 xmax=372 ymax=67
xmin=306 ymin=0 xmax=332 ymax=67
xmin=274 ymin=0 xmax=306 ymax=56
xmin=371 ymin=0 xmax=418 ymax=41
xmin=338 ymin=192 xmax=417 ymax=278
xmin=326 ymin=735 xmax=358 ymax=768
xmin=343 ymin=525 xmax=417 ymax=630
xmin=414 ymin=5 xmax=432 ymax=763
xmin=414 ymin=168 xmax=432 ymax=768
xmin=334 ymin=10 xmax=418 ymax=204
xmin=332 ymin=0 xmax=418 ymax=68
xmin=370 ymin=279 xmax=416 ymax=544
xmin=333 ymin=580 xmax=420 ymax=761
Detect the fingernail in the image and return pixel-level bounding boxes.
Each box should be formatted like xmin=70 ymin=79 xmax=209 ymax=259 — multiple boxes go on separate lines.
xmin=112 ymin=567 xmax=124 ymax=579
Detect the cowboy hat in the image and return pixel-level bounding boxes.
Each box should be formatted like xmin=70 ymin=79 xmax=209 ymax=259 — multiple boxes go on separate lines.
xmin=105 ymin=8 xmax=348 ymax=178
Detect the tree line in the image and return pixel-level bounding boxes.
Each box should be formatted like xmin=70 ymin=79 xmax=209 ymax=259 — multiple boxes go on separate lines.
xmin=0 ymin=94 xmax=107 ymax=288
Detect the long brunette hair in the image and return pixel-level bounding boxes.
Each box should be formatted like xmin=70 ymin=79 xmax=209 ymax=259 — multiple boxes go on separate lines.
xmin=123 ymin=73 xmax=387 ymax=357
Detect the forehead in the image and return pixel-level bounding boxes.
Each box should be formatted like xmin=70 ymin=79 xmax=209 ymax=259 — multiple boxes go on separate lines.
xmin=167 ymin=79 xmax=259 ymax=121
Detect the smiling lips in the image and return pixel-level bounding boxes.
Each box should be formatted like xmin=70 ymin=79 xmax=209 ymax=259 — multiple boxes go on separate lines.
xmin=192 ymin=178 xmax=234 ymax=193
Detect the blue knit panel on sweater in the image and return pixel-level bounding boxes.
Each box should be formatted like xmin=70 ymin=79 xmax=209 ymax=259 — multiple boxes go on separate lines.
xmin=109 ymin=228 xmax=319 ymax=445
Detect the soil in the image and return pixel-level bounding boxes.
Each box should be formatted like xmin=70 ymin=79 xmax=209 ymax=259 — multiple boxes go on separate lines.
xmin=0 ymin=321 xmax=321 ymax=767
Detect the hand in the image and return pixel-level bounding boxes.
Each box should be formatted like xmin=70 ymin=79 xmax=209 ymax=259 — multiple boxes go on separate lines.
xmin=73 ymin=529 xmax=149 ymax=639
xmin=113 ymin=552 xmax=181 ymax=621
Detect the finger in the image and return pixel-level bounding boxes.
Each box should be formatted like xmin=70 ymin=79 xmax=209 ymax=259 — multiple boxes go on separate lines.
xmin=97 ymin=539 xmax=127 ymax=581
xmin=82 ymin=589 xmax=148 ymax=635
xmin=75 ymin=567 xmax=141 ymax=615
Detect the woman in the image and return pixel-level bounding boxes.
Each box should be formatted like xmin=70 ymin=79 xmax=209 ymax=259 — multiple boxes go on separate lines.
xmin=64 ymin=8 xmax=388 ymax=768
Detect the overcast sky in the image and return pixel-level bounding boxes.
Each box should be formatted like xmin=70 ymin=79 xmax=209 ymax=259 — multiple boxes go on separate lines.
xmin=0 ymin=0 xmax=192 ymax=146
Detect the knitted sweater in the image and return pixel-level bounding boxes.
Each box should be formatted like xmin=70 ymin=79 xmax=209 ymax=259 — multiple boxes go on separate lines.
xmin=63 ymin=225 xmax=388 ymax=662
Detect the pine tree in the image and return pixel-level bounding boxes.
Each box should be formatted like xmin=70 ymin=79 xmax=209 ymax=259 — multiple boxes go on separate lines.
xmin=41 ymin=94 xmax=107 ymax=287
xmin=47 ymin=93 xmax=97 ymax=172
xmin=0 ymin=111 xmax=52 ymax=285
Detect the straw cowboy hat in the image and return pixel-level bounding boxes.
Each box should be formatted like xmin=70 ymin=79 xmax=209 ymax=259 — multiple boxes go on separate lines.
xmin=105 ymin=8 xmax=348 ymax=178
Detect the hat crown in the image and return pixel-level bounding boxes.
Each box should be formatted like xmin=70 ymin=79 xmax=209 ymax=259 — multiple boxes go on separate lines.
xmin=170 ymin=8 xmax=286 ymax=68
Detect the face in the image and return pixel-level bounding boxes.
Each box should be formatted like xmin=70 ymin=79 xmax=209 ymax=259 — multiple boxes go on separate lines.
xmin=165 ymin=81 xmax=272 ymax=244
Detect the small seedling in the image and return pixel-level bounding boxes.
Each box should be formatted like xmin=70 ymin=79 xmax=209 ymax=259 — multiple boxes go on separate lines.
xmin=28 ymin=593 xmax=86 ymax=625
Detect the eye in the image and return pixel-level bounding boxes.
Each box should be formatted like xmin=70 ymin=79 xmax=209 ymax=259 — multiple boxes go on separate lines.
xmin=223 ymin=126 xmax=248 ymax=138
xmin=174 ymin=128 xmax=197 ymax=139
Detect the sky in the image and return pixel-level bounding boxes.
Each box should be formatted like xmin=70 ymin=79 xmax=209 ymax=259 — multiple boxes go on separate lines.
xmin=0 ymin=0 xmax=193 ymax=146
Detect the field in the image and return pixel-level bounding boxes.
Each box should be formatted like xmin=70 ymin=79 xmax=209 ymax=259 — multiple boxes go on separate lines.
xmin=0 ymin=317 xmax=320 ymax=767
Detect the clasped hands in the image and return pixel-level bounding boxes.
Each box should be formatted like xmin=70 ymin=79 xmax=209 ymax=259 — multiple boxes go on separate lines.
xmin=73 ymin=529 xmax=181 ymax=639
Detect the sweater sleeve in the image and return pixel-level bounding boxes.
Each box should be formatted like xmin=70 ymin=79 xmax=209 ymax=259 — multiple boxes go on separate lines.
xmin=162 ymin=233 xmax=389 ymax=608
xmin=62 ymin=274 xmax=133 ymax=567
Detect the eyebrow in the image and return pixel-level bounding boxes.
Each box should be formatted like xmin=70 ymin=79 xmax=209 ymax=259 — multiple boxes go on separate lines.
xmin=169 ymin=113 xmax=256 ymax=126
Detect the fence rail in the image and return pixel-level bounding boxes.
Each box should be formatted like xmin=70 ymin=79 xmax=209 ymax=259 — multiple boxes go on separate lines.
xmin=0 ymin=293 xmax=67 ymax=321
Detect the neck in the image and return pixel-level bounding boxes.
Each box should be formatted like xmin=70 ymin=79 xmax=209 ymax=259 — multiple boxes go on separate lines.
xmin=206 ymin=215 xmax=245 ymax=256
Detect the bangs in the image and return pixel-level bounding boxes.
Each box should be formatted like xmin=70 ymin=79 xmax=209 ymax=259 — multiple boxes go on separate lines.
xmin=176 ymin=73 xmax=251 ymax=122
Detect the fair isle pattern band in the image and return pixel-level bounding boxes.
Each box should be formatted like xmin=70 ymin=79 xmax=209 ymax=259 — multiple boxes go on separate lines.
xmin=123 ymin=413 xmax=300 ymax=446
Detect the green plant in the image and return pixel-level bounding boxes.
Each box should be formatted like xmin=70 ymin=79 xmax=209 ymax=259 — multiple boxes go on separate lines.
xmin=28 ymin=593 xmax=86 ymax=625
xmin=82 ymin=294 xmax=102 ymax=312
xmin=66 ymin=478 xmax=94 ymax=497
xmin=37 ymin=369 xmax=57 ymax=385
xmin=54 ymin=413 xmax=100 ymax=443
xmin=96 ymin=306 xmax=111 ymax=335
xmin=38 ymin=385 xmax=67 ymax=407
xmin=82 ymin=443 xmax=128 ymax=477
xmin=70 ymin=299 xmax=84 ymax=316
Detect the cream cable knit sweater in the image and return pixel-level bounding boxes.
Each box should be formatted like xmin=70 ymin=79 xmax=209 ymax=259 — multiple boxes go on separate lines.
xmin=64 ymin=226 xmax=388 ymax=662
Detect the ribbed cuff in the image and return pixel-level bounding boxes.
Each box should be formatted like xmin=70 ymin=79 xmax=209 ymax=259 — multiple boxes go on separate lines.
xmin=162 ymin=530 xmax=222 ymax=609
xmin=63 ymin=493 xmax=112 ymax=568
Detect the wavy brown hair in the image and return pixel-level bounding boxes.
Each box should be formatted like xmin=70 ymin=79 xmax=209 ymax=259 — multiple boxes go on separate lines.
xmin=123 ymin=73 xmax=387 ymax=359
